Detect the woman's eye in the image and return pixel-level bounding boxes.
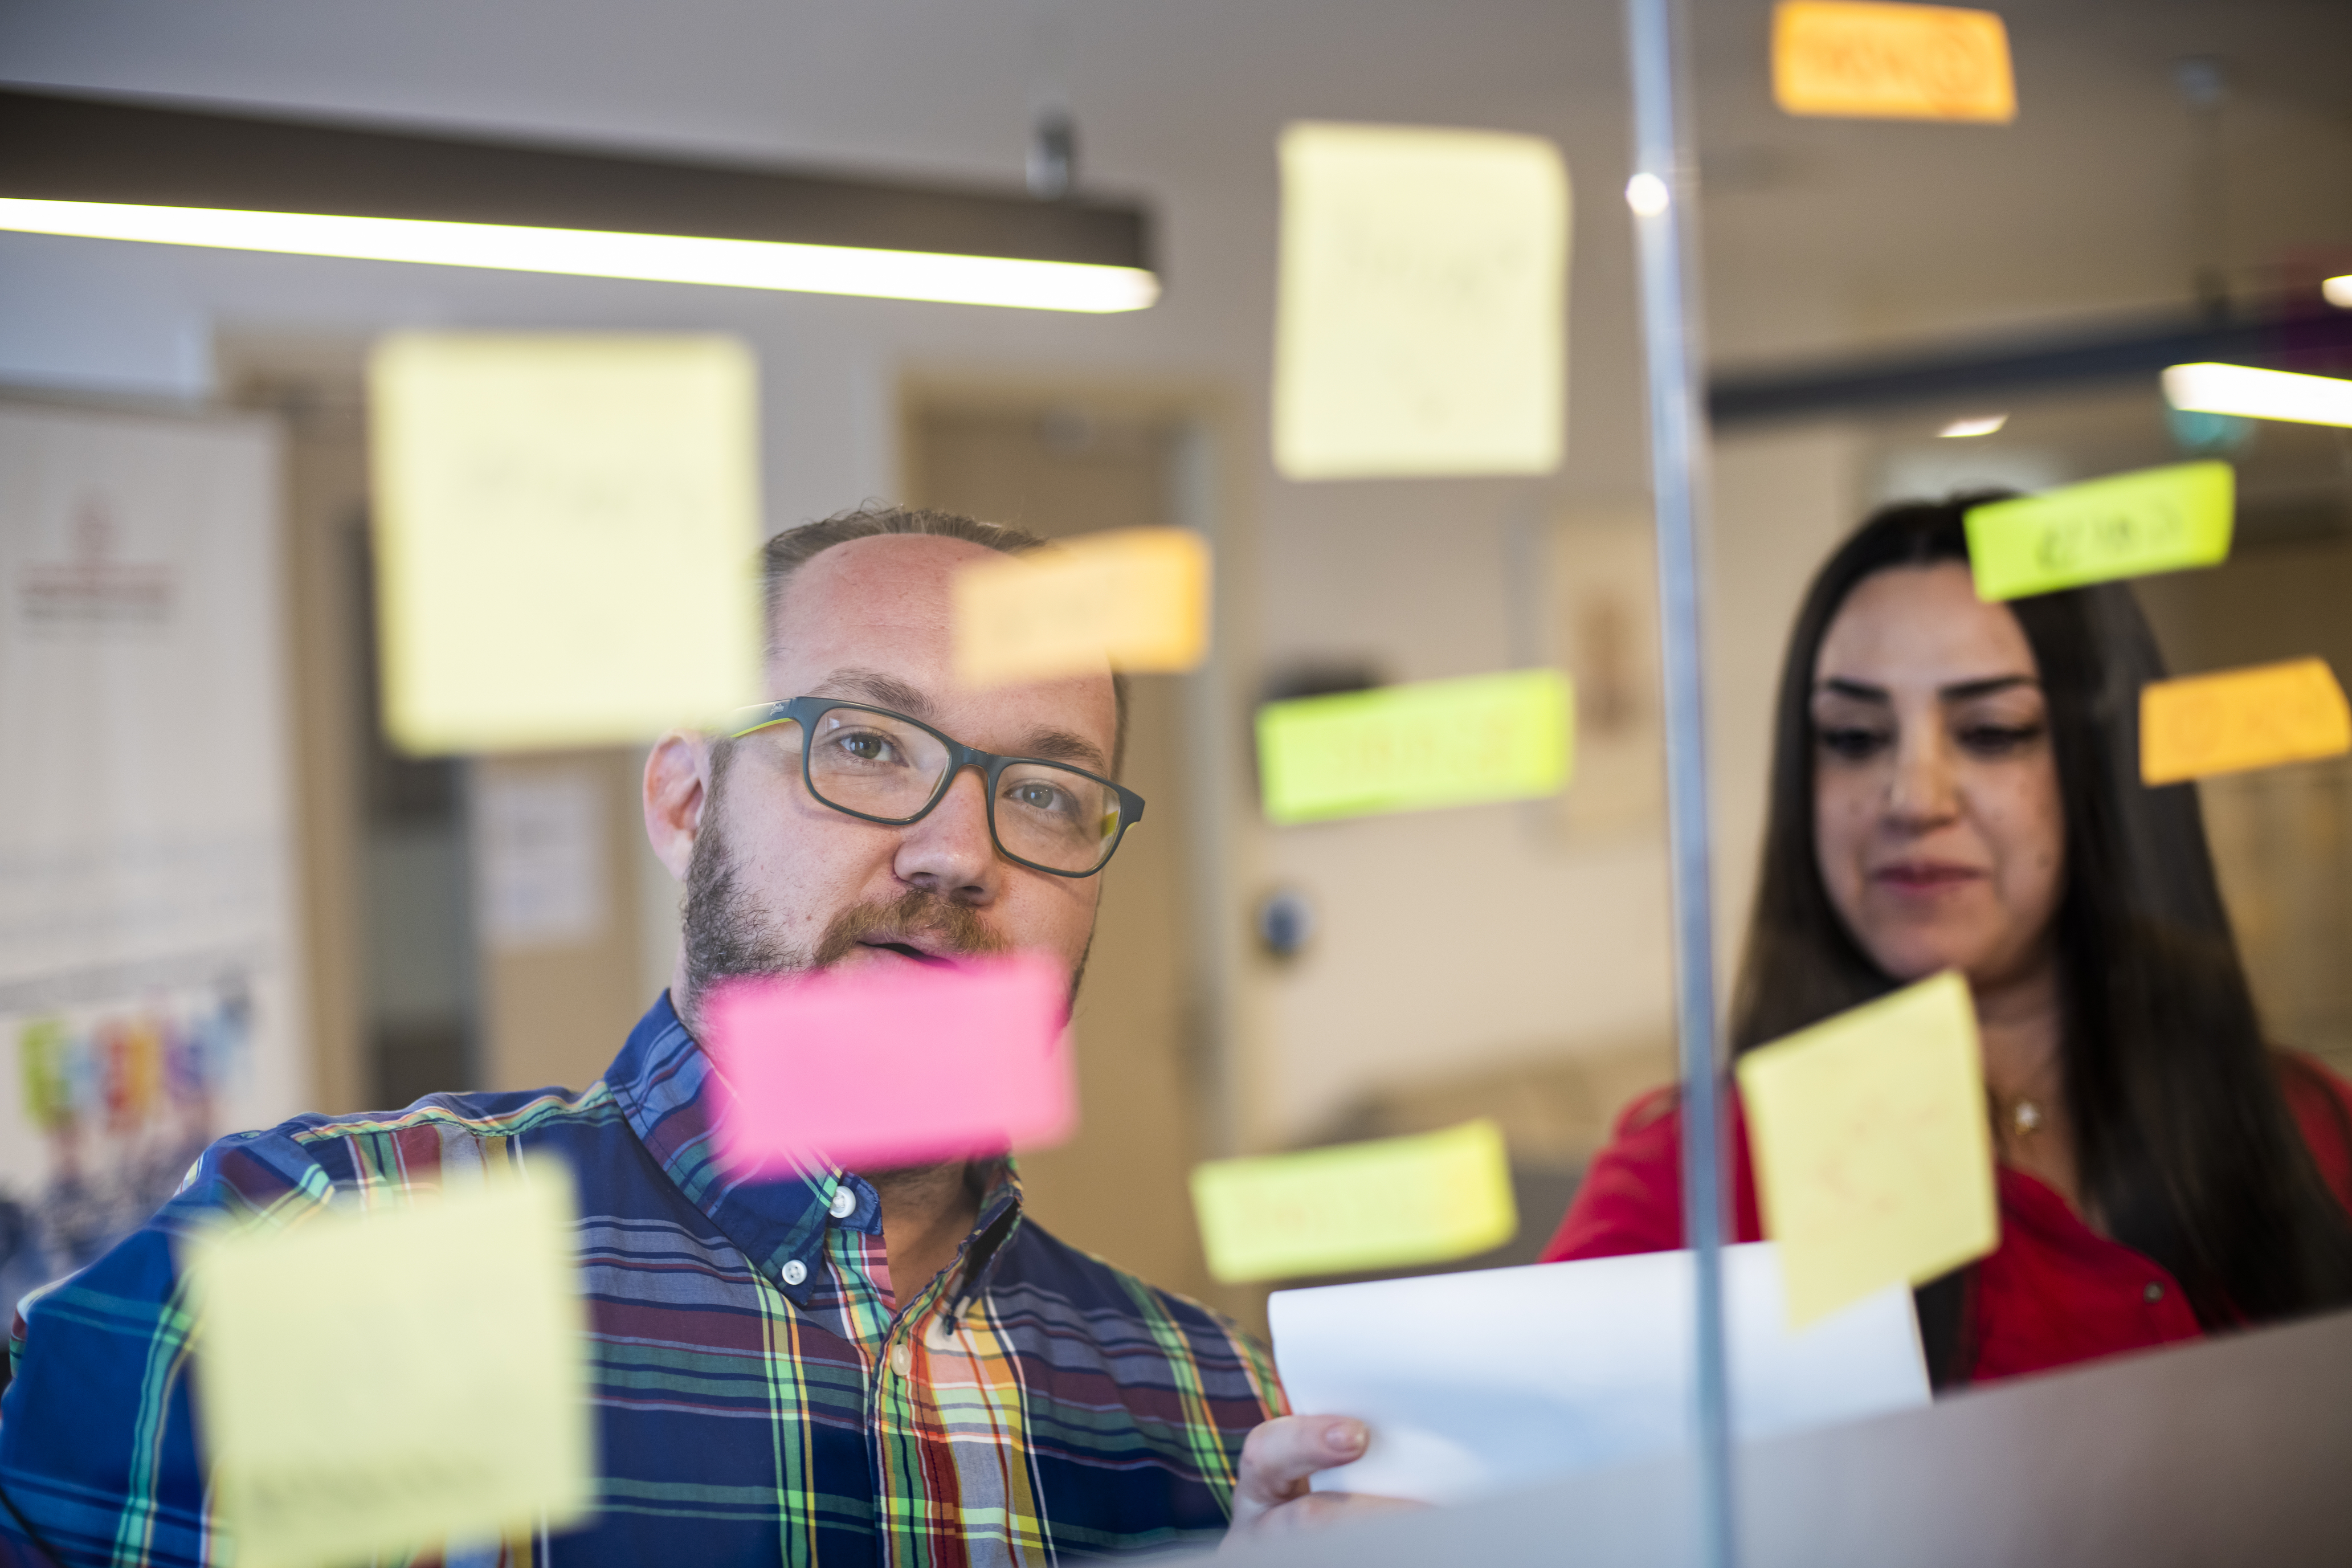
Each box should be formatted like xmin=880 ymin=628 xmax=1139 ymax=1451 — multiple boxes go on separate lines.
xmin=1958 ymin=723 xmax=2043 ymax=757
xmin=834 ymin=731 xmax=897 ymax=763
xmin=1817 ymin=726 xmax=1890 ymax=761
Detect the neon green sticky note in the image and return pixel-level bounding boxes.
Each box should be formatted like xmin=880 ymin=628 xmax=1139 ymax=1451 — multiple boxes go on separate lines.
xmin=1190 ymin=1119 xmax=1517 ymax=1283
xmin=1255 ymin=669 xmax=1573 ymax=825
xmin=184 ymin=1166 xmax=593 ymax=1567
xmin=370 ymin=333 xmax=763 ymax=753
xmin=1273 ymin=122 xmax=1570 ymax=480
xmin=1736 ymin=972 xmax=1999 ymax=1329
xmin=1962 ymin=462 xmax=2233 ymax=601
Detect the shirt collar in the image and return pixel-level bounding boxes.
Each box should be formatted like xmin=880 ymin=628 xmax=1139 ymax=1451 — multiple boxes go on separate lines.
xmin=605 ymin=991 xmax=1025 ymax=1313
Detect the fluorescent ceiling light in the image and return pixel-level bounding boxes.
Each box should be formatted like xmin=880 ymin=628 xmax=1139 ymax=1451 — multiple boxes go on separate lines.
xmin=0 ymin=198 xmax=1158 ymax=313
xmin=2162 ymin=361 xmax=2352 ymax=429
xmin=2325 ymin=275 xmax=2351 ymax=309
xmin=1937 ymin=413 xmax=2007 ymax=438
xmin=0 ymin=88 xmax=1159 ymax=314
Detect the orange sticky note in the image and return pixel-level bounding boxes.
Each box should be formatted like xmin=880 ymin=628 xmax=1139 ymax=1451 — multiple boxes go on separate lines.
xmin=2141 ymin=658 xmax=2352 ymax=785
xmin=1773 ymin=2 xmax=2017 ymax=124
xmin=1736 ymin=972 xmax=1999 ymax=1328
xmin=953 ymin=527 xmax=1210 ymax=689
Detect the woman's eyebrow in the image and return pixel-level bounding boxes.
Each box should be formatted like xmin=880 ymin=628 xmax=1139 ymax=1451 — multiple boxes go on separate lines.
xmin=1939 ymin=675 xmax=2039 ymax=701
xmin=1816 ymin=677 xmax=1889 ymax=703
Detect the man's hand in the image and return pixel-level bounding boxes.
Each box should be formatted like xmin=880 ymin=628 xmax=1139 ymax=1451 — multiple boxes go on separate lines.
xmin=1222 ymin=1415 xmax=1422 ymax=1547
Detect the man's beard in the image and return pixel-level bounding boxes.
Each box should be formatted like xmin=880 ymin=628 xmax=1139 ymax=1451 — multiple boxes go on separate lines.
xmin=677 ymin=742 xmax=1014 ymax=1031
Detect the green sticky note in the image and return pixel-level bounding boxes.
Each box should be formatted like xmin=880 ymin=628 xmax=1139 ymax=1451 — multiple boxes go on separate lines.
xmin=370 ymin=333 xmax=765 ymax=753
xmin=1963 ymin=461 xmax=2233 ymax=601
xmin=1189 ymin=1119 xmax=1518 ymax=1283
xmin=1255 ymin=668 xmax=1573 ymax=824
xmin=184 ymin=1166 xmax=593 ymax=1568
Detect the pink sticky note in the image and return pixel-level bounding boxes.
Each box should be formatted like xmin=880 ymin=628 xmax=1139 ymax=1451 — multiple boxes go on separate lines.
xmin=704 ymin=953 xmax=1076 ymax=1174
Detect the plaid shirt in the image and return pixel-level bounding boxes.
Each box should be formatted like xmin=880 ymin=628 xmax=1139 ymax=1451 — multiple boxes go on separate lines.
xmin=1 ymin=994 xmax=1282 ymax=1566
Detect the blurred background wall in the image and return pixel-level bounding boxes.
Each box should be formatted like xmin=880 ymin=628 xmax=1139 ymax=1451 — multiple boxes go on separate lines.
xmin=5 ymin=0 xmax=2350 ymax=1321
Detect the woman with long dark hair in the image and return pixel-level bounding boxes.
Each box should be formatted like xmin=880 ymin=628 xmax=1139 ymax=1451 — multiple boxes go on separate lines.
xmin=1542 ymin=495 xmax=2352 ymax=1387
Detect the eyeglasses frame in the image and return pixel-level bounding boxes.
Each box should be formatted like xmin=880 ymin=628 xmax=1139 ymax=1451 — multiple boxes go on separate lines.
xmin=725 ymin=695 xmax=1145 ymax=879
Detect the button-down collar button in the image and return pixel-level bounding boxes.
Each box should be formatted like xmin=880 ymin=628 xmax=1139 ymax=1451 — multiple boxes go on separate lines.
xmin=781 ymin=1259 xmax=808 ymax=1287
xmin=830 ymin=1185 xmax=858 ymax=1220
xmin=889 ymin=1341 xmax=913 ymax=1377
xmin=2143 ymin=1281 xmax=2163 ymax=1304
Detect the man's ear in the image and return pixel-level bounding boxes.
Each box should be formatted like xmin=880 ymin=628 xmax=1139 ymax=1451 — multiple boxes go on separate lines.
xmin=644 ymin=732 xmax=711 ymax=882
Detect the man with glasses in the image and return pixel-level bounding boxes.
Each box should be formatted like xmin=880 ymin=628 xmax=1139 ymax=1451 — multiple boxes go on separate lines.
xmin=2 ymin=506 xmax=1374 ymax=1566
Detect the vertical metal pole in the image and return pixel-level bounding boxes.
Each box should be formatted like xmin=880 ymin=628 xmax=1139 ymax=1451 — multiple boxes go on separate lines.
xmin=1623 ymin=1 xmax=1736 ymax=1566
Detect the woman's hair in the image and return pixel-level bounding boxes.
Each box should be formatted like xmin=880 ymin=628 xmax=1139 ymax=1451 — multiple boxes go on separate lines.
xmin=1733 ymin=494 xmax=2352 ymax=1330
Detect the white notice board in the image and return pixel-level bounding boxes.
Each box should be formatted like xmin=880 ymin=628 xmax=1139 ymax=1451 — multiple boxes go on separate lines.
xmin=0 ymin=400 xmax=307 ymax=1303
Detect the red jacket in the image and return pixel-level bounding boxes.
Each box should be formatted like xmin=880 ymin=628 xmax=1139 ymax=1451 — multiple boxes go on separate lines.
xmin=1541 ymin=1056 xmax=2352 ymax=1384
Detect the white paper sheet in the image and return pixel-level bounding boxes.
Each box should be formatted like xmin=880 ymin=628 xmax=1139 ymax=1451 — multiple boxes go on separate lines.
xmin=1269 ymin=1242 xmax=1930 ymax=1503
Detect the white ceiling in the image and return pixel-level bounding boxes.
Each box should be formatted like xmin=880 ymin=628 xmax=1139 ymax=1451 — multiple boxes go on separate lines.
xmin=5 ymin=0 xmax=2349 ymax=365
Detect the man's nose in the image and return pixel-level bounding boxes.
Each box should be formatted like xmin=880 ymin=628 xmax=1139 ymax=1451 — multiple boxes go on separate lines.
xmin=1886 ymin=724 xmax=1959 ymax=828
xmin=893 ymin=766 xmax=999 ymax=902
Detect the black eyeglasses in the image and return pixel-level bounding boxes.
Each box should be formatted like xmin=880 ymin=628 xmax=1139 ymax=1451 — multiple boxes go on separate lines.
xmin=726 ymin=697 xmax=1145 ymax=879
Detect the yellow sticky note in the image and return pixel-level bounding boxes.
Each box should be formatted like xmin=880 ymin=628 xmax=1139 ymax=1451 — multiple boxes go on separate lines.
xmin=184 ymin=1167 xmax=593 ymax=1568
xmin=1736 ymin=972 xmax=1999 ymax=1328
xmin=1773 ymin=2 xmax=2017 ymax=123
xmin=1190 ymin=1120 xmax=1517 ymax=1284
xmin=1256 ymin=669 xmax=1573 ymax=825
xmin=953 ymin=526 xmax=1210 ymax=689
xmin=1963 ymin=462 xmax=2234 ymax=601
xmin=1273 ymin=122 xmax=1569 ymax=480
xmin=2141 ymin=658 xmax=2352 ymax=785
xmin=371 ymin=333 xmax=763 ymax=753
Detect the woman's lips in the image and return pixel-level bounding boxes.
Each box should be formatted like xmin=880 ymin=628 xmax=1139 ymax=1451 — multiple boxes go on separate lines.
xmin=1871 ymin=862 xmax=1984 ymax=891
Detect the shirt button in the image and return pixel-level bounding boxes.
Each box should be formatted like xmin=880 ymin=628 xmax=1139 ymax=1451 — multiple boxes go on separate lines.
xmin=2143 ymin=1282 xmax=2164 ymax=1304
xmin=781 ymin=1259 xmax=808 ymax=1287
xmin=889 ymin=1342 xmax=913 ymax=1377
xmin=829 ymin=1186 xmax=858 ymax=1220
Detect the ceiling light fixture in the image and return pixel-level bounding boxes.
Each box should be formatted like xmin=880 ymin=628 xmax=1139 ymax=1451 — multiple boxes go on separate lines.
xmin=2325 ymin=275 xmax=2351 ymax=309
xmin=2162 ymin=361 xmax=2352 ymax=429
xmin=1937 ymin=413 xmax=2007 ymax=438
xmin=0 ymin=88 xmax=1157 ymax=313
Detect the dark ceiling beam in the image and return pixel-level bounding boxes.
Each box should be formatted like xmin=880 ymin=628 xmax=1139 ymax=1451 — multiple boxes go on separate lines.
xmin=1708 ymin=302 xmax=2352 ymax=428
xmin=0 ymin=86 xmax=1152 ymax=272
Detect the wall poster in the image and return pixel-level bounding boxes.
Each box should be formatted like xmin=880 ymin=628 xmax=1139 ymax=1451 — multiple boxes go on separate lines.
xmin=0 ymin=399 xmax=306 ymax=1309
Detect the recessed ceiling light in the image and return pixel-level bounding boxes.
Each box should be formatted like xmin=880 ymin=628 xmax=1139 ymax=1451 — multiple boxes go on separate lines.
xmin=2163 ymin=362 xmax=2352 ymax=429
xmin=2325 ymin=275 xmax=2351 ymax=309
xmin=1937 ymin=414 xmax=2007 ymax=438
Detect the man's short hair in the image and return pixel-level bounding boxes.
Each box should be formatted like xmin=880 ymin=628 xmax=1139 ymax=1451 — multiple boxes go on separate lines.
xmin=760 ymin=504 xmax=1130 ymax=777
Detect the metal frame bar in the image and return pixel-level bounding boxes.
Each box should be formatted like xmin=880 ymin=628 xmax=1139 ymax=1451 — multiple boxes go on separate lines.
xmin=1623 ymin=0 xmax=1736 ymax=1564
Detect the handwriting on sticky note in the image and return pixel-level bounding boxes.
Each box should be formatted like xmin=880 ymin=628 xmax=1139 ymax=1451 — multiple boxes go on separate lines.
xmin=1256 ymin=669 xmax=1573 ymax=825
xmin=1190 ymin=1120 xmax=1516 ymax=1284
xmin=1273 ymin=122 xmax=1569 ymax=480
xmin=2141 ymin=658 xmax=2352 ymax=785
xmin=953 ymin=527 xmax=1210 ymax=689
xmin=1963 ymin=462 xmax=2233 ymax=601
xmin=706 ymin=953 xmax=1075 ymax=1174
xmin=369 ymin=333 xmax=763 ymax=754
xmin=185 ymin=1166 xmax=591 ymax=1568
xmin=1773 ymin=2 xmax=2016 ymax=122
xmin=1736 ymin=972 xmax=1998 ymax=1328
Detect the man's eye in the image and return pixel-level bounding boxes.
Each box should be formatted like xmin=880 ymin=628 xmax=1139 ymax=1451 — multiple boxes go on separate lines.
xmin=1816 ymin=726 xmax=1890 ymax=761
xmin=834 ymin=731 xmax=897 ymax=763
xmin=1959 ymin=723 xmax=2043 ymax=757
xmin=1009 ymin=781 xmax=1070 ymax=812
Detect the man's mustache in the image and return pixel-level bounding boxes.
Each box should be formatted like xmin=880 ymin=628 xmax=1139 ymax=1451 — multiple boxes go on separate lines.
xmin=810 ymin=888 xmax=1008 ymax=969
